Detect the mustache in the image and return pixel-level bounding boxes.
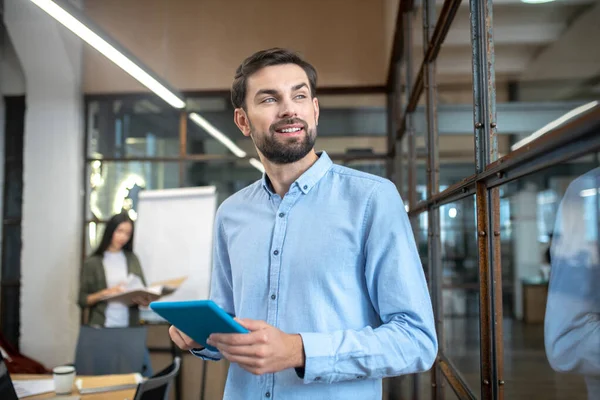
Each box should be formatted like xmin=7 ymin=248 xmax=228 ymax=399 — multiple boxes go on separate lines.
xmin=270 ymin=118 xmax=308 ymax=132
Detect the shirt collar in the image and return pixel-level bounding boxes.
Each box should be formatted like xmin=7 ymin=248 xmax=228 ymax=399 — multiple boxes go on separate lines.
xmin=261 ymin=151 xmax=333 ymax=196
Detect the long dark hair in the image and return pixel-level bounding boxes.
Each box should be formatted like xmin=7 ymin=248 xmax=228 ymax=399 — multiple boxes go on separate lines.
xmin=93 ymin=212 xmax=134 ymax=256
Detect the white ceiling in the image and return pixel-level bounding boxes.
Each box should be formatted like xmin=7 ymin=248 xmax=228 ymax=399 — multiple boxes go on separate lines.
xmin=411 ymin=0 xmax=600 ymax=100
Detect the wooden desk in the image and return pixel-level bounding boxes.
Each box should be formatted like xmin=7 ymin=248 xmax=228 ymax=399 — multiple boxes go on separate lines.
xmin=522 ymin=281 xmax=549 ymax=324
xmin=11 ymin=374 xmax=137 ymax=400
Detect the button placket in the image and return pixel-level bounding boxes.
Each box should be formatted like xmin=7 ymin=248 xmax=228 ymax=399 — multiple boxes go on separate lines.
xmin=264 ymin=193 xmax=296 ymax=399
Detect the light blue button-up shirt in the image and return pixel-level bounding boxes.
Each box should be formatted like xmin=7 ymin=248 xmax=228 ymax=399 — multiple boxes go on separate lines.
xmin=194 ymin=151 xmax=437 ymax=400
xmin=545 ymin=167 xmax=600 ymax=398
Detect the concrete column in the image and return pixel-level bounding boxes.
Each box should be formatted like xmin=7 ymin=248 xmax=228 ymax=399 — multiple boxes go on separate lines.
xmin=5 ymin=0 xmax=83 ymax=367
xmin=511 ymin=182 xmax=540 ymax=320
xmin=0 ymin=26 xmax=26 ymax=306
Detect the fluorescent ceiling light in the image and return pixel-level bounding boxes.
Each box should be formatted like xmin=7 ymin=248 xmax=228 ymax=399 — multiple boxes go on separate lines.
xmin=521 ymin=0 xmax=556 ymax=3
xmin=189 ymin=113 xmax=265 ymax=173
xmin=189 ymin=113 xmax=247 ymax=158
xmin=448 ymin=207 xmax=457 ymax=219
xmin=249 ymin=158 xmax=265 ymax=173
xmin=29 ymin=0 xmax=185 ymax=109
xmin=511 ymin=101 xmax=599 ymax=151
xmin=580 ymin=188 xmax=599 ymax=198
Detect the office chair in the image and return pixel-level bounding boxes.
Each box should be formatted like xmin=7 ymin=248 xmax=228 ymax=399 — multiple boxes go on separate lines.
xmin=132 ymin=357 xmax=181 ymax=400
xmin=74 ymin=325 xmax=148 ymax=375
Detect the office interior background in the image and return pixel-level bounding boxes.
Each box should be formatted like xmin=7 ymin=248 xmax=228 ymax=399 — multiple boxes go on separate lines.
xmin=0 ymin=0 xmax=599 ymax=399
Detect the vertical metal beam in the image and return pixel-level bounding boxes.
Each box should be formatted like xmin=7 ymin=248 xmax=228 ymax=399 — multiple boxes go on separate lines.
xmin=179 ymin=111 xmax=187 ymax=187
xmin=470 ymin=0 xmax=497 ymax=171
xmin=475 ymin=182 xmax=493 ymax=399
xmin=423 ymin=1 xmax=443 ymax=399
xmin=490 ymin=185 xmax=504 ymax=400
xmin=403 ymin=7 xmax=420 ymax=399
xmin=394 ymin=61 xmax=404 ymax=194
xmin=387 ymin=92 xmax=396 ymax=181
xmin=405 ymin=10 xmax=418 ymax=212
xmin=469 ymin=0 xmax=501 ymax=399
xmin=81 ymin=98 xmax=90 ymax=263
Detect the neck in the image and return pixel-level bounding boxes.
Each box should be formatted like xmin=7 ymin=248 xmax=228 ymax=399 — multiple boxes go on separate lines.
xmin=261 ymin=150 xmax=319 ymax=197
xmin=106 ymin=246 xmax=121 ymax=253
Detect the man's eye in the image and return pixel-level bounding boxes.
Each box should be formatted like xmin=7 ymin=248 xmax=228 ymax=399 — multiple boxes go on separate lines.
xmin=263 ymin=98 xmax=276 ymax=103
xmin=295 ymin=94 xmax=307 ymax=100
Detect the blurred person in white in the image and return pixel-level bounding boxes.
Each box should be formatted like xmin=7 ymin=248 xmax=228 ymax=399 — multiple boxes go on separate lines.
xmin=545 ymin=167 xmax=600 ymax=399
xmin=79 ymin=212 xmax=152 ymax=326
xmin=78 ymin=212 xmax=154 ymax=376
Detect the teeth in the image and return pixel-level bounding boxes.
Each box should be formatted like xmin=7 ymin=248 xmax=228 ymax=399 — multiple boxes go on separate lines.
xmin=280 ymin=127 xmax=301 ymax=133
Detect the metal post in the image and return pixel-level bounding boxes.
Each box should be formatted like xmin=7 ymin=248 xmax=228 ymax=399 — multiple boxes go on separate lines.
xmin=469 ymin=0 xmax=502 ymax=399
xmin=179 ymin=111 xmax=187 ymax=187
xmin=394 ymin=61 xmax=404 ymax=195
xmin=402 ymin=8 xmax=421 ymax=399
xmin=399 ymin=8 xmax=421 ymax=400
xmin=404 ymin=10 xmax=417 ymax=212
xmin=423 ymin=1 xmax=443 ymax=399
xmin=387 ymin=92 xmax=397 ymax=181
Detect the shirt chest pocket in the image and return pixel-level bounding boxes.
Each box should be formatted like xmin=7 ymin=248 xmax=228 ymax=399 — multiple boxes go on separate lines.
xmin=287 ymin=228 xmax=364 ymax=290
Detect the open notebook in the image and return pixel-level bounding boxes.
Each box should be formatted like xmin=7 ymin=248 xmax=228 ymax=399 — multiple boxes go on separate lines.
xmin=100 ymin=275 xmax=186 ymax=306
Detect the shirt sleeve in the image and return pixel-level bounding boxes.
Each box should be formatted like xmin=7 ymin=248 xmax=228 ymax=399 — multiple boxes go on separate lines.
xmin=189 ymin=208 xmax=234 ymax=362
xmin=78 ymin=258 xmax=97 ymax=308
xmin=298 ymin=179 xmax=438 ymax=383
xmin=545 ymin=176 xmax=600 ymax=377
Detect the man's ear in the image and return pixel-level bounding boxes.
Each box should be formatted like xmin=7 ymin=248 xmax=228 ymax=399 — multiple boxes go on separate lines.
xmin=313 ymin=97 xmax=320 ymax=126
xmin=234 ymin=108 xmax=252 ymax=137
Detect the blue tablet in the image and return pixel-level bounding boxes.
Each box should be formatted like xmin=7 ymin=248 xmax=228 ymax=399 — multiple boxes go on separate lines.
xmin=149 ymin=300 xmax=248 ymax=352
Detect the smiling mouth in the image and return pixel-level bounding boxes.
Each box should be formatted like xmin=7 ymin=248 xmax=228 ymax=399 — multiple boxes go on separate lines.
xmin=276 ymin=127 xmax=304 ymax=135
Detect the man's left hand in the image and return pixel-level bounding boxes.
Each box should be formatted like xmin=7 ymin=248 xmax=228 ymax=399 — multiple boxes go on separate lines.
xmin=207 ymin=319 xmax=305 ymax=375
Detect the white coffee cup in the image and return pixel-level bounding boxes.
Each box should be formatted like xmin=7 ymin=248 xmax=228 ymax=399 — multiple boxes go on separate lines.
xmin=53 ymin=365 xmax=76 ymax=395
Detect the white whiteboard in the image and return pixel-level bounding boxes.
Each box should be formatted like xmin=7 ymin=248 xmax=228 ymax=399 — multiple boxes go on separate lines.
xmin=133 ymin=186 xmax=216 ymax=301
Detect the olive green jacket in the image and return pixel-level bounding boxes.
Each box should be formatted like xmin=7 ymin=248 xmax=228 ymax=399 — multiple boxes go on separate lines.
xmin=78 ymin=251 xmax=146 ymax=327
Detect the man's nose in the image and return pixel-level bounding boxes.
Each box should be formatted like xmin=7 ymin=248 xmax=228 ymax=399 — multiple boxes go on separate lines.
xmin=278 ymin=98 xmax=297 ymax=119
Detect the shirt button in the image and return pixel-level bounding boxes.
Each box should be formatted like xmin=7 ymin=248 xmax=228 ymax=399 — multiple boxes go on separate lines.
xmin=265 ymin=392 xmax=271 ymax=398
xmin=271 ymin=294 xmax=276 ymax=300
xmin=273 ymin=250 xmax=279 ymax=256
xmin=303 ymin=185 xmax=308 ymax=190
xmin=278 ymin=212 xmax=285 ymax=218
xmin=315 ymin=376 xmax=321 ymax=381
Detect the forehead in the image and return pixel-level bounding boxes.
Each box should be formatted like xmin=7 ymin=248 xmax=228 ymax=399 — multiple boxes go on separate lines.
xmin=116 ymin=221 xmax=132 ymax=230
xmin=246 ymin=64 xmax=310 ymax=95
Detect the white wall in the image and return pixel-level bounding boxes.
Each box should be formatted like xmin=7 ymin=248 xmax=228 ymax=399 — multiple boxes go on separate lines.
xmin=0 ymin=30 xmax=26 ymax=96
xmin=5 ymin=0 xmax=83 ymax=367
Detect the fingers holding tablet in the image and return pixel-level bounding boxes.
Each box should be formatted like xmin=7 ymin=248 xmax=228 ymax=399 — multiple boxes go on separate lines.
xmin=169 ymin=325 xmax=202 ymax=350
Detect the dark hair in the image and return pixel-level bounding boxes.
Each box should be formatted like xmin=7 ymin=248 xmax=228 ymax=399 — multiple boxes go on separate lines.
xmin=231 ymin=48 xmax=318 ymax=110
xmin=93 ymin=212 xmax=134 ymax=256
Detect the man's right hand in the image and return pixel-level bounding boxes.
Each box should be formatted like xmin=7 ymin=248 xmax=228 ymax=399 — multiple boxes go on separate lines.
xmin=169 ymin=326 xmax=203 ymax=351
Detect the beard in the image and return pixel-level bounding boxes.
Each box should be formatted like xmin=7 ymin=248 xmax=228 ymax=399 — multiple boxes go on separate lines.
xmin=249 ymin=117 xmax=317 ymax=164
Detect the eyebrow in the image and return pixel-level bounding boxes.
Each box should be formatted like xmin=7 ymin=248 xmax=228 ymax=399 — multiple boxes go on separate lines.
xmin=254 ymin=83 xmax=309 ymax=99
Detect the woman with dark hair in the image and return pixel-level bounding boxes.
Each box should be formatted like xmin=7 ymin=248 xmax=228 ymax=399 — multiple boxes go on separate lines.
xmin=78 ymin=212 xmax=151 ymax=327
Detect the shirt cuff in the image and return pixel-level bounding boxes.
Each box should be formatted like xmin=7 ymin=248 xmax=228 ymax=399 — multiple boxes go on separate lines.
xmin=189 ymin=347 xmax=222 ymax=361
xmin=298 ymin=332 xmax=334 ymax=383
